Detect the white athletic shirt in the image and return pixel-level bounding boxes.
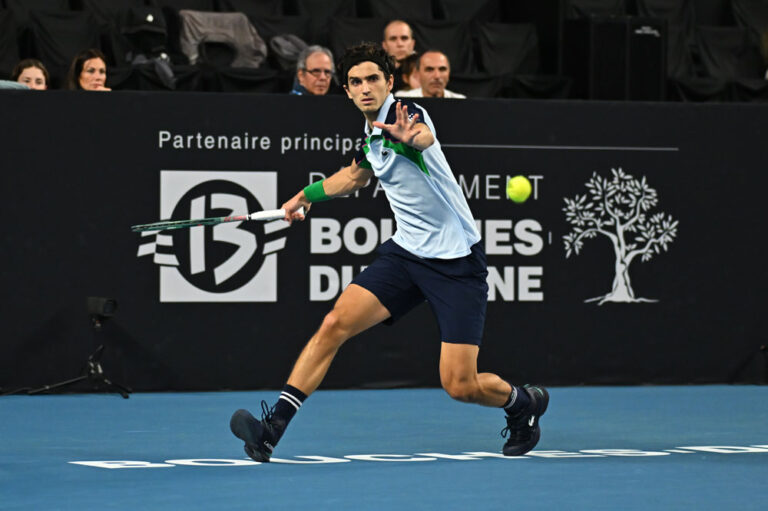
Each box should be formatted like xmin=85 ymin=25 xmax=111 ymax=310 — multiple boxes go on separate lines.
xmin=354 ymin=94 xmax=480 ymax=259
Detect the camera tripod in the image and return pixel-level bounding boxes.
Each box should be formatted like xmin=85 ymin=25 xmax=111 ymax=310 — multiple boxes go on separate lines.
xmin=28 ymin=344 xmax=131 ymax=399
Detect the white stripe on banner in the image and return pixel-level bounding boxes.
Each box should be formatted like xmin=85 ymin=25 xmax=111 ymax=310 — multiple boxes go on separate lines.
xmin=263 ymin=238 xmax=286 ymax=255
xmin=441 ymin=144 xmax=679 ymax=152
xmin=154 ymin=253 xmax=179 ymax=266
xmin=137 ymin=243 xmax=156 ymax=257
xmin=156 ymin=235 xmax=174 ymax=246
xmin=279 ymin=392 xmax=302 ymax=410
xmin=264 ymin=218 xmax=290 ymax=235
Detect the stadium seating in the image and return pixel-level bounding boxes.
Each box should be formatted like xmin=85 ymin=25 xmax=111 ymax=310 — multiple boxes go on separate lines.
xmin=28 ymin=10 xmax=101 ymax=87
xmin=294 ymin=0 xmax=356 ymax=46
xmin=695 ymin=26 xmax=765 ymax=80
xmin=731 ymin=0 xmax=768 ymax=41
xmin=328 ymin=17 xmax=388 ymax=65
xmin=364 ymin=0 xmax=434 ymax=21
xmin=0 ymin=10 xmax=20 ymax=79
xmin=566 ymin=0 xmax=627 ymax=18
xmin=435 ymin=0 xmax=501 ymax=23
xmin=0 ymin=0 xmax=762 ymax=102
xmin=411 ymin=20 xmax=475 ymax=74
xmin=217 ymin=0 xmax=284 ymax=17
xmin=475 ymin=22 xmax=540 ymax=76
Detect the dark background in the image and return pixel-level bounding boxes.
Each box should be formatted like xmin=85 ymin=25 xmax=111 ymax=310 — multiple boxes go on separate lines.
xmin=1 ymin=91 xmax=766 ymax=391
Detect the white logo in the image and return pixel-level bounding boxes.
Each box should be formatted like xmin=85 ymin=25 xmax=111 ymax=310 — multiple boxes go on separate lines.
xmin=136 ymin=171 xmax=289 ymax=302
xmin=69 ymin=444 xmax=768 ymax=469
xmin=562 ymin=168 xmax=678 ymax=304
xmin=528 ymin=416 xmax=535 ymax=427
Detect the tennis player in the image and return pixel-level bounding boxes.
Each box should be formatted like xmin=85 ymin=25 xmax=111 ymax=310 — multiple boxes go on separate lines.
xmin=231 ymin=42 xmax=548 ymax=461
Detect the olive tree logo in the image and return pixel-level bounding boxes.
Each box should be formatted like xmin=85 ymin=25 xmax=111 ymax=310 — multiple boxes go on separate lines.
xmin=562 ymin=168 xmax=678 ymax=304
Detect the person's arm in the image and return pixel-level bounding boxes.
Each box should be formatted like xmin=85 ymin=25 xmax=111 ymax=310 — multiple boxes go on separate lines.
xmin=280 ymin=158 xmax=374 ymax=222
xmin=372 ymin=101 xmax=434 ymax=151
xmin=0 ymin=80 xmax=30 ymax=90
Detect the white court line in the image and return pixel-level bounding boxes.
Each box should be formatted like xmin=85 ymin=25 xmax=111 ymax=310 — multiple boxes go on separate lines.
xmin=442 ymin=144 xmax=679 ymax=152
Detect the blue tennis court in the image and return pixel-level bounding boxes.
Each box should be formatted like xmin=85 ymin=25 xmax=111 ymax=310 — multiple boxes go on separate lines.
xmin=2 ymin=385 xmax=766 ymax=510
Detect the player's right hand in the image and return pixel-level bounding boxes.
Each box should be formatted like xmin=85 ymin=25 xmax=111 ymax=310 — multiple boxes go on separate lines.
xmin=281 ymin=193 xmax=311 ymax=224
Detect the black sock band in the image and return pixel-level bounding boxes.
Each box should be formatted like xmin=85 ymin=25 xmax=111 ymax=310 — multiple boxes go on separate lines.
xmin=279 ymin=384 xmax=307 ymax=409
xmin=503 ymin=385 xmax=530 ymax=416
xmin=272 ymin=384 xmax=308 ymax=438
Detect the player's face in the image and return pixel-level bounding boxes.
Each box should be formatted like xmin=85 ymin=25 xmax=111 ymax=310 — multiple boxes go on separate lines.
xmin=17 ymin=66 xmax=47 ymax=90
xmin=382 ymin=22 xmax=415 ymax=61
xmin=297 ymin=51 xmax=333 ymax=95
xmin=418 ymin=52 xmax=450 ymax=98
xmin=345 ymin=62 xmax=393 ymax=115
xmin=79 ymin=58 xmax=107 ymax=90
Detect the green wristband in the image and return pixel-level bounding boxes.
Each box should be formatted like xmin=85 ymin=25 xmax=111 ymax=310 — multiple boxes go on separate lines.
xmin=303 ymin=179 xmax=330 ymax=203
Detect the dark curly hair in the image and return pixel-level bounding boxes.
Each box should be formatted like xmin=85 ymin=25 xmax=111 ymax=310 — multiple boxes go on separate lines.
xmin=338 ymin=41 xmax=395 ymax=85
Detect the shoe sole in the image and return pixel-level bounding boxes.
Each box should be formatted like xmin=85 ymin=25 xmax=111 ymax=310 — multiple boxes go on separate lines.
xmin=230 ymin=409 xmax=271 ymax=462
xmin=502 ymin=385 xmax=549 ymax=457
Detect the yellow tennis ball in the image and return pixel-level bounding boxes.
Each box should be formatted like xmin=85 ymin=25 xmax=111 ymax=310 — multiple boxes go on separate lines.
xmin=506 ymin=175 xmax=531 ymax=203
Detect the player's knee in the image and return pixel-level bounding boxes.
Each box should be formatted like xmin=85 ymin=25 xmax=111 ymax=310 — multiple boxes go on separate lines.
xmin=318 ymin=310 xmax=350 ymax=344
xmin=442 ymin=379 xmax=479 ymax=403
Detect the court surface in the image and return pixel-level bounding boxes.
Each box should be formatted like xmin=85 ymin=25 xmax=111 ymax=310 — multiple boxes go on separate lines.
xmin=1 ymin=385 xmax=766 ymax=510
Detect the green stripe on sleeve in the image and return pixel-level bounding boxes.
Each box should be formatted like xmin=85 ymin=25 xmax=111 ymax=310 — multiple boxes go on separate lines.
xmin=369 ymin=135 xmax=430 ymax=176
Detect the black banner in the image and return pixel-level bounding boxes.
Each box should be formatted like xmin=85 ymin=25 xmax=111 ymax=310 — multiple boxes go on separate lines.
xmin=1 ymin=91 xmax=766 ymax=390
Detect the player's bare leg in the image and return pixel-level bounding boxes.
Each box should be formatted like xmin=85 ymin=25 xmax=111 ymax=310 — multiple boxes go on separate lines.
xmin=439 ymin=342 xmax=511 ymax=407
xmin=438 ymin=342 xmax=549 ymax=456
xmin=287 ymin=284 xmax=391 ymax=395
xmin=231 ymin=284 xmax=390 ymax=461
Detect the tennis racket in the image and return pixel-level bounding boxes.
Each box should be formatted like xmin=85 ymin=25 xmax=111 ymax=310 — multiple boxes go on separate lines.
xmin=131 ymin=207 xmax=303 ymax=232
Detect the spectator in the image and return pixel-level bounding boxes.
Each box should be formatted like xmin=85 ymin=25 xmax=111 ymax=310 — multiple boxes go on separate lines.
xmin=762 ymin=31 xmax=768 ymax=80
xmin=382 ymin=20 xmax=415 ymax=63
xmin=382 ymin=20 xmax=416 ymax=91
xmin=397 ymin=53 xmax=420 ymax=93
xmin=290 ymin=45 xmax=334 ymax=96
xmin=11 ymin=59 xmax=49 ymax=90
xmin=68 ymin=49 xmax=111 ymax=91
xmin=395 ymin=51 xmax=465 ymax=99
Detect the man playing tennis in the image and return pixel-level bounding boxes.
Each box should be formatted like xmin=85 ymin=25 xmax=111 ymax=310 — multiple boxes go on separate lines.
xmin=230 ymin=42 xmax=548 ymax=461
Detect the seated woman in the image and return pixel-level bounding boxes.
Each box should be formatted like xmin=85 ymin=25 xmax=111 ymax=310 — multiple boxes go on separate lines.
xmin=397 ymin=53 xmax=420 ymax=92
xmin=11 ymin=59 xmax=49 ymax=90
xmin=67 ymin=49 xmax=111 ymax=91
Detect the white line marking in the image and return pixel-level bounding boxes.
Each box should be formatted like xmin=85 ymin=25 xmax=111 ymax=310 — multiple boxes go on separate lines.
xmin=442 ymin=144 xmax=679 ymax=152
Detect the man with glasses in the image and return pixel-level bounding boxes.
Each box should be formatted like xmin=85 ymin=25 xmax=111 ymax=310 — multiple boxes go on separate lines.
xmin=290 ymin=45 xmax=335 ymax=96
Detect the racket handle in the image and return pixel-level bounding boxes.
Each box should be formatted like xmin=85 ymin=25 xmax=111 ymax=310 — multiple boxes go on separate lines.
xmin=247 ymin=207 xmax=304 ymax=221
xmin=248 ymin=209 xmax=285 ymax=221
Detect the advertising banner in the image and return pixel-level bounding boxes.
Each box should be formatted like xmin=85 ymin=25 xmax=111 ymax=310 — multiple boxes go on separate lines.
xmin=1 ymin=91 xmax=765 ymax=390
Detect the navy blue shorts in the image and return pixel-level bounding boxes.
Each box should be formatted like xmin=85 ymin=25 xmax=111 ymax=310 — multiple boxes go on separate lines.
xmin=352 ymin=239 xmax=488 ymax=345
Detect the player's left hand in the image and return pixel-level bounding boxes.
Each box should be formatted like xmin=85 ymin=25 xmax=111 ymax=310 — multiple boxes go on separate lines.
xmin=372 ymin=102 xmax=429 ymax=150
